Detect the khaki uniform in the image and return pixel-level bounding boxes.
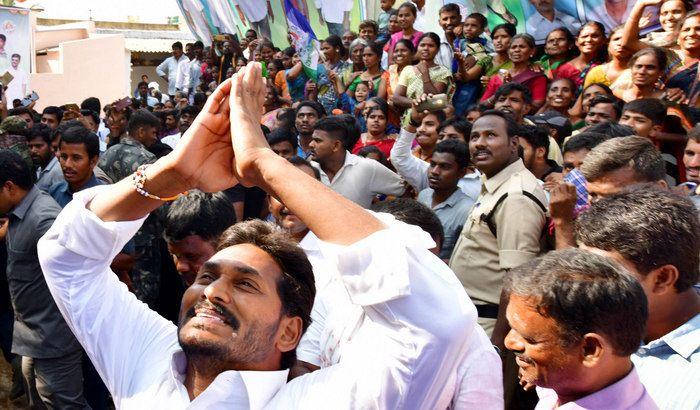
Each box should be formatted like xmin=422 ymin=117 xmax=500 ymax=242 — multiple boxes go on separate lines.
xmin=449 ymin=159 xmax=547 ymax=335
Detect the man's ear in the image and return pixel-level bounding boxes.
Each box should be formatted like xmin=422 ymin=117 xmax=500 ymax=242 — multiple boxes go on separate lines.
xmin=536 ymin=146 xmax=546 ymax=160
xmin=647 ymin=264 xmax=680 ymax=295
xmin=275 ymin=315 xmax=303 ymax=354
xmin=580 ymin=333 xmax=605 ymax=368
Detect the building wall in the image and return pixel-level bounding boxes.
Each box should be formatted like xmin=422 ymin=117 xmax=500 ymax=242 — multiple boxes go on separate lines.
xmin=30 ymin=35 xmax=130 ymax=110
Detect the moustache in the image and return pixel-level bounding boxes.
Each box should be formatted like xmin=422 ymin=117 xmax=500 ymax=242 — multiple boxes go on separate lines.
xmin=186 ymin=299 xmax=240 ymax=330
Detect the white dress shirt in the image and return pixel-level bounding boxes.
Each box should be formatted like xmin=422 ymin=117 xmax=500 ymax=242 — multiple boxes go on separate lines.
xmin=39 ymin=186 xmax=476 ymax=409
xmin=313 ymin=0 xmax=353 ymax=24
xmin=162 ymin=132 xmax=182 ymax=150
xmin=525 ymin=9 xmax=581 ymax=45
xmin=297 ymin=213 xmax=503 ymax=408
xmin=156 ymin=55 xmax=190 ymax=96
xmin=390 ymin=129 xmax=482 ymax=201
xmin=313 ymin=152 xmax=405 ymax=208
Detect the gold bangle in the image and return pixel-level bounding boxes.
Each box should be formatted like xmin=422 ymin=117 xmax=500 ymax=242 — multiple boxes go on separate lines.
xmin=132 ymin=165 xmax=187 ymax=202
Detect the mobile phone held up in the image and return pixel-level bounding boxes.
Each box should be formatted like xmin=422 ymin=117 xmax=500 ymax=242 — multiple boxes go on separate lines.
xmin=416 ymin=94 xmax=448 ymax=112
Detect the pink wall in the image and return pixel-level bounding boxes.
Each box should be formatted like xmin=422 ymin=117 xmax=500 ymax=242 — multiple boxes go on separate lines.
xmin=30 ymin=35 xmax=129 ymax=110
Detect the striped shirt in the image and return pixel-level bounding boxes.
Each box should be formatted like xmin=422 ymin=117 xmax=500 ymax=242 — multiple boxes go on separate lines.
xmin=632 ymin=312 xmax=700 ymax=410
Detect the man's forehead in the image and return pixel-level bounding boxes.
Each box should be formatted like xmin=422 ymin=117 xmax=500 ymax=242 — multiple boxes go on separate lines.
xmin=472 ymin=115 xmax=507 ymax=133
xmin=208 ymin=244 xmax=282 ymax=278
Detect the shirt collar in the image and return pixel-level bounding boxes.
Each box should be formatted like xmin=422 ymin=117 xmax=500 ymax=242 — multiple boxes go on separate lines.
xmin=646 ymin=312 xmax=700 ymax=360
xmin=120 ymin=135 xmax=145 ymax=149
xmin=482 ymin=159 xmax=526 ymax=194
xmin=11 ymin=186 xmax=40 ymax=220
xmin=41 ymin=156 xmax=58 ymax=173
xmin=434 ymin=188 xmax=466 ymax=210
xmin=168 ymin=349 xmax=289 ymax=407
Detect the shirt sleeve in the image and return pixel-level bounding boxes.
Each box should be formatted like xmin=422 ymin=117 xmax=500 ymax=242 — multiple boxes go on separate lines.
xmin=294 ymin=292 xmax=329 ymax=367
xmin=270 ymin=215 xmax=476 ymax=408
xmin=494 ymin=192 xmax=546 ymax=270
xmin=397 ymin=65 xmax=412 ymax=87
xmin=156 ymin=58 xmax=169 ymax=76
xmin=389 ymin=128 xmax=429 ymax=191
xmin=37 ymin=186 xmax=179 ymax=403
xmin=369 ymin=164 xmax=405 ymax=197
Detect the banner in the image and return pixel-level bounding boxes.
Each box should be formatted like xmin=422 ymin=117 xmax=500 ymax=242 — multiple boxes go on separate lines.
xmin=176 ymin=0 xmax=687 ymax=46
xmin=285 ymin=0 xmax=320 ymax=81
xmin=0 ymin=6 xmax=30 ymax=108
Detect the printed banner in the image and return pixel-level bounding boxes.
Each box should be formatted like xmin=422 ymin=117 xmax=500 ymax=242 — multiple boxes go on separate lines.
xmin=0 ymin=6 xmax=30 ymax=108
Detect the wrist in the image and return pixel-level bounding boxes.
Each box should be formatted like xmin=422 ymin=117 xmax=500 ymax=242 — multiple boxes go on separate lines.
xmin=146 ymin=157 xmax=192 ymax=197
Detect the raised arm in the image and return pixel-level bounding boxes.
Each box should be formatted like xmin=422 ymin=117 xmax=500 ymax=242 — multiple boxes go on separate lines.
xmin=621 ymin=0 xmax=662 ymax=55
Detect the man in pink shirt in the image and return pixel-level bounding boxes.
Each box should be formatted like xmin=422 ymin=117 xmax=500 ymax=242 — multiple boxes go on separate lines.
xmin=504 ymin=248 xmax=658 ymax=409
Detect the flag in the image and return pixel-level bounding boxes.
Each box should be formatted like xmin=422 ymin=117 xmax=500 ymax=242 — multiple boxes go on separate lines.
xmin=284 ymin=0 xmax=320 ymax=81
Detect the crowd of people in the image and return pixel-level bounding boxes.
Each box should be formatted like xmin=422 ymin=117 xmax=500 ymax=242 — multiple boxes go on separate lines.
xmin=0 ymin=0 xmax=699 ymax=408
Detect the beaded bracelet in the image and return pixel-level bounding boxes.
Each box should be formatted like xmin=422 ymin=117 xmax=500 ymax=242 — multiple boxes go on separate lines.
xmin=132 ymin=164 xmax=186 ymax=202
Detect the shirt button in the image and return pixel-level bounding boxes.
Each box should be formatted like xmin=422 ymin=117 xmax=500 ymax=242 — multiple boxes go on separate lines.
xmin=637 ymin=348 xmax=648 ymax=355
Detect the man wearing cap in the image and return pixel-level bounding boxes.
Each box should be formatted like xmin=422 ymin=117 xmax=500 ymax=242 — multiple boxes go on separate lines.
xmin=528 ymin=111 xmax=572 ymax=146
xmin=0 ymin=116 xmax=32 ymax=171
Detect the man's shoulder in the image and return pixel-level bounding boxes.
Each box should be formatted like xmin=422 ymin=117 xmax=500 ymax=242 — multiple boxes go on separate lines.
xmin=499 ymin=169 xmax=547 ymax=209
xmin=29 ymin=189 xmax=62 ymax=219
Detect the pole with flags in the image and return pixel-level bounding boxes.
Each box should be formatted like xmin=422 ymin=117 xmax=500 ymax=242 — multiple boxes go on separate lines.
xmin=284 ymin=0 xmax=320 ymax=81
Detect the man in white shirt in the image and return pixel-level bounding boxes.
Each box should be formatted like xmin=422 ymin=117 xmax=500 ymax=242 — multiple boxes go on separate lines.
xmin=524 ymin=0 xmax=581 ymax=45
xmin=315 ymin=0 xmax=353 ymax=37
xmin=38 ymin=63 xmax=476 ymax=408
xmin=308 ymin=116 xmax=405 ymax=208
xmin=5 ymin=54 xmax=28 ymax=108
xmin=156 ymin=42 xmax=190 ymax=97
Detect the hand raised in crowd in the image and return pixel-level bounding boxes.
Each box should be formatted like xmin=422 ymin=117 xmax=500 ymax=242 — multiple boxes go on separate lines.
xmin=165 ymin=79 xmax=239 ymax=193
xmin=409 ymin=93 xmax=433 ymax=125
xmin=548 ymin=182 xmax=577 ymax=221
xmin=229 ymin=62 xmax=270 ymax=187
xmin=662 ymin=87 xmax=688 ymax=105
xmin=543 ymin=172 xmax=563 ymax=192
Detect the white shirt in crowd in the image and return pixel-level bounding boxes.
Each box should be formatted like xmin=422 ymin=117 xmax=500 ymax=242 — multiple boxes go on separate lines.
xmin=297 ymin=224 xmax=504 ymax=409
xmin=162 ymin=132 xmax=181 ymax=150
xmin=156 ymin=54 xmax=190 ymax=96
xmin=314 ymin=0 xmax=353 ymax=24
xmin=97 ymin=119 xmax=109 ymax=153
xmin=38 ymin=186 xmax=476 ymax=409
xmin=390 ymin=129 xmax=482 ymax=202
xmin=411 ymin=0 xmax=428 ymax=32
xmin=6 ymin=65 xmax=28 ymax=108
xmin=313 ymin=152 xmax=405 ymax=208
xmin=525 ymin=9 xmax=581 ymax=45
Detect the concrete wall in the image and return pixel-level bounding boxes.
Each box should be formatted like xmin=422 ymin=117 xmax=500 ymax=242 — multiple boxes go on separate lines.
xmin=131 ymin=61 xmax=169 ymax=96
xmin=30 ymin=35 xmax=130 ymax=110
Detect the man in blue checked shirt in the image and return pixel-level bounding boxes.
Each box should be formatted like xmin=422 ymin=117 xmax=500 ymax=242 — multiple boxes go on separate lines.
xmin=577 ymin=187 xmax=700 ymax=410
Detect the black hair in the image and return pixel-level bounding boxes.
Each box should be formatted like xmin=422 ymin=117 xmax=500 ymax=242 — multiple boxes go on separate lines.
xmin=491 ymin=23 xmax=517 ymax=39
xmin=267 ymin=127 xmax=299 ymax=150
xmin=586 ymin=122 xmax=635 ymax=137
xmin=336 ymin=114 xmax=362 ymax=151
xmin=137 ymin=81 xmax=149 ymax=90
xmin=52 ymin=119 xmax=84 ymax=142
xmin=357 ymin=145 xmax=391 ymax=168
xmin=577 ymin=185 xmax=699 ymax=292
xmin=60 ymin=126 xmax=100 ymax=159
xmin=313 ymin=115 xmax=350 ymax=145
xmin=517 ymin=124 xmax=550 ymax=156
xmin=288 ymin=156 xmax=321 ymax=180
xmin=434 ymin=138 xmax=470 ymax=168
xmin=622 ymin=98 xmax=667 ymax=125
xmin=371 ymin=198 xmax=445 ymax=250
xmin=0 ymin=149 xmax=32 ymax=190
xmin=562 ymin=132 xmax=609 ymax=154
xmin=42 ymin=106 xmax=63 ymax=123
xmin=629 ymin=47 xmax=668 ymax=73
xmin=393 ymin=38 xmax=416 ymax=53
xmin=587 ymin=94 xmax=623 ymax=120
xmin=438 ymin=117 xmax=472 ymax=144
xmin=217 ymin=220 xmax=316 ymax=370
xmin=179 ymin=105 xmax=201 ymax=118
xmin=79 ymin=108 xmax=99 ymax=127
xmin=28 ymin=123 xmax=53 ymax=145
xmin=505 ymin=248 xmax=647 ymax=356
xmin=80 ymin=97 xmax=101 ymax=114
xmin=477 ymin=109 xmax=521 ymax=138
xmin=364 ymin=41 xmax=384 ymax=58
xmin=494 ymin=82 xmax=533 ymax=105
xmin=282 ymin=47 xmax=295 ymax=58
xmin=8 ymin=106 xmax=32 ymax=119
xmin=397 ymin=2 xmax=418 ymax=17
xmin=172 ymin=41 xmax=183 ymax=50
xmin=296 ymin=100 xmax=326 ymax=118
xmin=425 ymin=109 xmax=448 ymax=126
xmin=128 ymin=109 xmax=161 ymax=135
xmin=165 ymin=190 xmax=237 ymax=244
xmin=466 ymin=13 xmax=488 ymax=29
xmin=439 ymin=3 xmax=461 ymax=15
xmin=359 ymin=19 xmax=380 ymax=34
xmin=417 ymin=32 xmax=441 ymax=48
xmin=193 ymin=93 xmax=207 ymax=107
xmin=366 ymin=96 xmax=389 ymax=114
